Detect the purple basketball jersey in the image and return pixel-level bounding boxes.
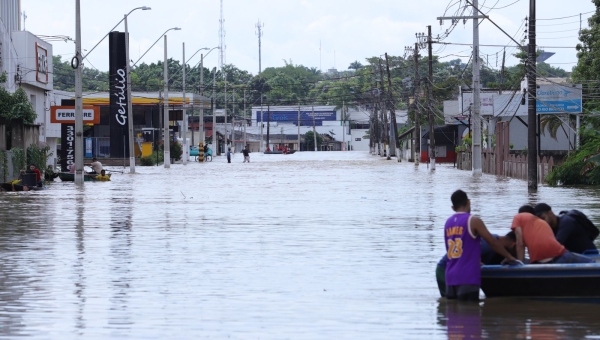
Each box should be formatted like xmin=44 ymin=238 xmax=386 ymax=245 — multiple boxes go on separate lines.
xmin=444 ymin=213 xmax=481 ymax=286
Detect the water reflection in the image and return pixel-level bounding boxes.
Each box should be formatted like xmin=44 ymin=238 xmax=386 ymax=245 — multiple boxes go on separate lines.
xmin=438 ymin=298 xmax=600 ymax=339
xmin=0 ymin=153 xmax=599 ymax=337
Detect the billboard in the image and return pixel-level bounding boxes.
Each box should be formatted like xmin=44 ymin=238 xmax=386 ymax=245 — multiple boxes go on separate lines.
xmin=35 ymin=42 xmax=49 ymax=84
xmin=109 ymin=31 xmax=129 ymax=158
xmin=536 ymin=84 xmax=582 ymax=114
xmin=457 ymin=84 xmax=582 ymax=117
xmin=255 ymin=110 xmax=336 ymax=126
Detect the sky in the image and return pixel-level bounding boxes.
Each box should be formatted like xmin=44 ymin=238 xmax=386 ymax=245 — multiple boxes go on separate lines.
xmin=23 ymin=0 xmax=597 ymax=75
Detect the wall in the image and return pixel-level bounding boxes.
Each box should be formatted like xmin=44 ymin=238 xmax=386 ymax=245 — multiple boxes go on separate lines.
xmin=350 ymin=129 xmax=369 ymax=151
xmin=509 ymin=115 xmax=574 ymax=151
xmin=11 ymin=121 xmax=39 ymax=150
xmin=0 ymin=9 xmax=19 ymax=92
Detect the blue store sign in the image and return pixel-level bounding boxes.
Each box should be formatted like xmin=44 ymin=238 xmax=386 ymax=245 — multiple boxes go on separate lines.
xmin=256 ymin=110 xmax=336 ymax=126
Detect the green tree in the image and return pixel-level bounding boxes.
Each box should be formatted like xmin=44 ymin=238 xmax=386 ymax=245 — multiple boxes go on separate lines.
xmin=304 ymin=131 xmax=323 ymax=150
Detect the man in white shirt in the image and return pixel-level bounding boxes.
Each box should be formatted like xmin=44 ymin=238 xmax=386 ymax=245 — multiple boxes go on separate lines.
xmin=87 ymin=157 xmax=103 ymax=174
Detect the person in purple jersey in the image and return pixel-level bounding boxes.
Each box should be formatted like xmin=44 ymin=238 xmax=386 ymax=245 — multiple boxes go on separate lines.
xmin=444 ymin=190 xmax=517 ymax=301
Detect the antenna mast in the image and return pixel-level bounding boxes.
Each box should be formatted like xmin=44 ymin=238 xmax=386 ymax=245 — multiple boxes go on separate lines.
xmin=219 ymin=0 xmax=226 ymax=68
xmin=256 ymin=20 xmax=264 ymax=74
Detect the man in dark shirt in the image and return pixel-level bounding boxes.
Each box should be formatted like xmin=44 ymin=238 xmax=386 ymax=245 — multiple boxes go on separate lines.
xmin=534 ymin=203 xmax=598 ymax=254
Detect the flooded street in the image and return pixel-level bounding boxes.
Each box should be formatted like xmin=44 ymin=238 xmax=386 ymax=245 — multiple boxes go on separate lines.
xmin=0 ymin=151 xmax=599 ymax=338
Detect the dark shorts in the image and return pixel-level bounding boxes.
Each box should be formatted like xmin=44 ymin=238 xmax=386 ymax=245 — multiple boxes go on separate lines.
xmin=446 ymin=285 xmax=480 ymax=302
xmin=436 ymin=265 xmax=446 ymax=298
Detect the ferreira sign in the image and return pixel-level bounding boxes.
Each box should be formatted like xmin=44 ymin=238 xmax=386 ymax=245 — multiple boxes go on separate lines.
xmin=50 ymin=106 xmax=100 ymax=124
xmin=109 ymin=31 xmax=129 ymax=158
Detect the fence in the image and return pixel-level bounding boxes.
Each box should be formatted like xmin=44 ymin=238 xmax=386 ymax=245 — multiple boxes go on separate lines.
xmin=456 ymin=121 xmax=555 ymax=183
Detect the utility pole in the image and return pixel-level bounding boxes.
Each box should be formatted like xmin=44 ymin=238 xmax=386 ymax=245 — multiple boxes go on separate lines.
xmin=182 ymin=42 xmax=188 ymax=165
xmin=372 ymin=87 xmax=379 ymax=155
xmin=199 ymin=53 xmax=205 ymax=150
xmin=414 ymin=42 xmax=420 ymax=166
xmin=232 ymin=88 xmax=235 ymax=150
xmin=74 ymin=0 xmax=84 ymax=184
xmin=256 ymin=20 xmax=264 ymax=74
xmin=312 ymin=106 xmax=317 ymax=151
xmin=437 ymin=1 xmax=488 ymax=175
xmin=297 ymin=104 xmax=301 ymax=151
xmin=342 ymin=101 xmax=346 ymax=151
xmin=243 ymin=89 xmax=247 ymax=147
xmin=500 ymin=48 xmax=506 ymax=95
xmin=163 ymin=35 xmax=170 ymax=168
xmin=212 ymin=68 xmax=217 ymax=154
xmin=260 ymin=89 xmax=264 ymax=152
xmin=378 ymin=59 xmax=390 ymax=159
xmin=224 ymin=73 xmax=228 ymax=151
xmin=266 ymin=105 xmax=271 ymax=149
xmin=125 ymin=13 xmax=135 ymax=173
xmin=471 ymin=0 xmax=482 ymax=176
xmin=426 ymin=26 xmax=435 ymax=170
xmin=527 ymin=0 xmax=538 ymax=189
xmin=385 ymin=53 xmax=400 ymax=161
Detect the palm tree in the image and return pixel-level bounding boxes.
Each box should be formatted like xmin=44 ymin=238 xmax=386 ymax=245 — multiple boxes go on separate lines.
xmin=540 ymin=114 xmax=573 ymax=149
xmin=348 ymin=61 xmax=363 ymax=70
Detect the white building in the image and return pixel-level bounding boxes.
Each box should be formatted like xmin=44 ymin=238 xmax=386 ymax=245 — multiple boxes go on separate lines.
xmin=1 ymin=0 xmax=60 ymax=165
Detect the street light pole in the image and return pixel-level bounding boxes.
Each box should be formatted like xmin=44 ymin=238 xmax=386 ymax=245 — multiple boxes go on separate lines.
xmin=74 ymin=0 xmax=84 ymax=185
xmin=163 ymin=35 xmax=170 ymax=168
xmin=182 ymin=42 xmax=188 ymax=165
xmin=212 ymin=68 xmax=217 ymax=154
xmin=124 ymin=14 xmax=136 ymax=173
xmin=199 ymin=53 xmax=204 ymax=149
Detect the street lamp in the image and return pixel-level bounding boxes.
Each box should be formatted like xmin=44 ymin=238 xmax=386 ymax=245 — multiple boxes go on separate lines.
xmin=124 ymin=7 xmax=151 ymax=174
xmin=161 ymin=29 xmax=182 ymax=168
xmin=131 ymin=27 xmax=181 ymax=67
xmin=180 ymin=46 xmax=219 ymax=165
xmin=82 ymin=6 xmax=150 ymax=61
xmin=128 ymin=27 xmax=181 ymax=169
xmin=73 ymin=5 xmax=149 ymax=184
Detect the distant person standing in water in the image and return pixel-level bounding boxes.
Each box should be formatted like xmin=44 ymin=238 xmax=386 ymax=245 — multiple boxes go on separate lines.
xmin=226 ymin=148 xmax=231 ymax=163
xmin=444 ymin=190 xmax=517 ymax=301
xmin=243 ymin=146 xmax=250 ymax=163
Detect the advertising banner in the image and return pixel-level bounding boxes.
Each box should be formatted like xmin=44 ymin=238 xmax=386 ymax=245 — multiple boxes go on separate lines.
xmin=60 ymin=124 xmax=75 ymax=172
xmin=536 ymin=84 xmax=582 ymax=114
xmin=109 ymin=31 xmax=129 ymax=158
xmin=255 ymin=110 xmax=336 ymax=126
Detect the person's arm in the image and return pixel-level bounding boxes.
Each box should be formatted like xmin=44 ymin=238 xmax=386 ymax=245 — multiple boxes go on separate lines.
xmin=514 ymin=227 xmax=525 ymax=261
xmin=471 ymin=216 xmax=517 ymax=262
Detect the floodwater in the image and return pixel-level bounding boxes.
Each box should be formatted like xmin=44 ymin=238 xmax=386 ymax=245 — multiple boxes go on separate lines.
xmin=0 ymin=151 xmax=599 ymax=339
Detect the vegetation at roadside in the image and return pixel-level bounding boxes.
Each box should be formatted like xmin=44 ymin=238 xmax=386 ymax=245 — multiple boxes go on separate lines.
xmin=546 ymin=0 xmax=600 ymax=185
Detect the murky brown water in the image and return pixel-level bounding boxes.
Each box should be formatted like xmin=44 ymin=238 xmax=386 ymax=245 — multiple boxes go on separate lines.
xmin=0 ymin=152 xmax=599 ymax=338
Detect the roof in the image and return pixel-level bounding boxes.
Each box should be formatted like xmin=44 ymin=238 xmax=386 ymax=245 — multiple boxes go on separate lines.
xmin=398 ymin=126 xmax=415 ymax=140
xmin=56 ymin=91 xmax=211 ymax=106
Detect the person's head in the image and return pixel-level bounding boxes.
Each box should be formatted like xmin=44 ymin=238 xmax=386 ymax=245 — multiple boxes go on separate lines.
xmin=29 ymin=164 xmax=36 ymax=171
xmin=518 ymin=204 xmax=535 ymax=214
xmin=47 ymin=165 xmax=53 ymax=169
xmin=450 ymin=190 xmax=470 ymax=213
xmin=100 ymin=170 xmax=106 ymax=176
xmin=92 ymin=157 xmax=98 ymax=162
xmin=534 ymin=203 xmax=558 ymax=229
xmin=499 ymin=231 xmax=517 ymax=255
